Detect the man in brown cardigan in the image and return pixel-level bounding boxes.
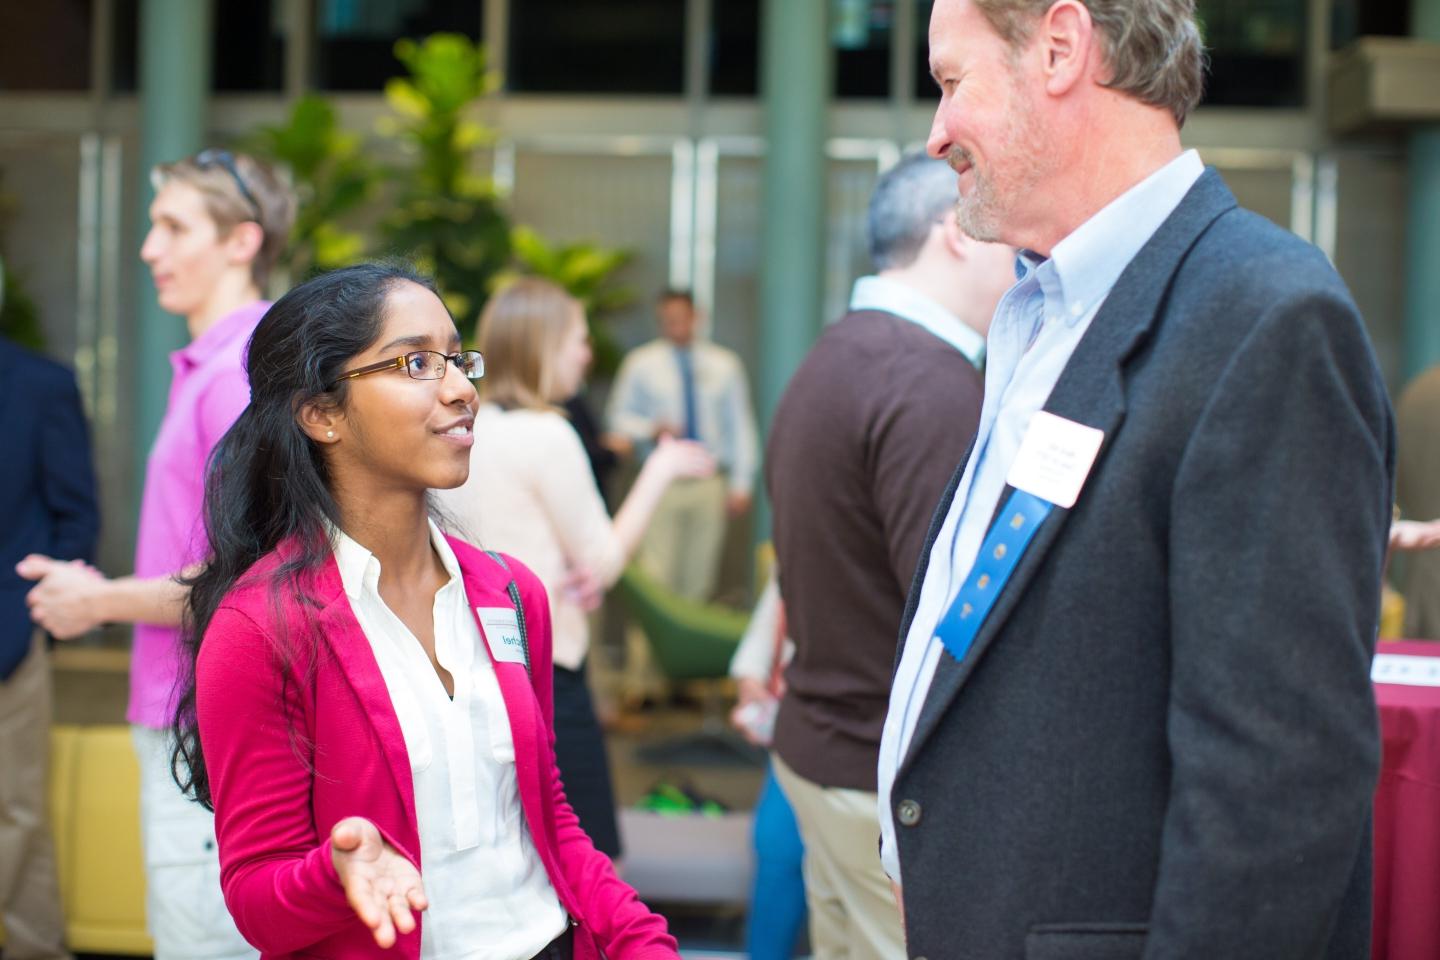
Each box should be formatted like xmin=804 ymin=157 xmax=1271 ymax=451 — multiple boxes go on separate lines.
xmin=763 ymin=152 xmax=1014 ymax=960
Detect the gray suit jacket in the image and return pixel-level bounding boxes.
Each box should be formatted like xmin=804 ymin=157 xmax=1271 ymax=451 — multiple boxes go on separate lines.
xmin=891 ymin=170 xmax=1393 ymax=960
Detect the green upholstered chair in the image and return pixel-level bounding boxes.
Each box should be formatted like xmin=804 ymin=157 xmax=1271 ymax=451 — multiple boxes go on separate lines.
xmin=615 ymin=563 xmax=764 ymax=766
xmin=616 ymin=563 xmax=751 ymax=680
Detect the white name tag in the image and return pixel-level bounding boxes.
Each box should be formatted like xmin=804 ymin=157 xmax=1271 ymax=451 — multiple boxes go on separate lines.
xmin=1372 ymin=653 xmax=1440 ymax=687
xmin=1005 ymin=411 xmax=1105 ymax=509
xmin=476 ymin=607 xmax=526 ymax=664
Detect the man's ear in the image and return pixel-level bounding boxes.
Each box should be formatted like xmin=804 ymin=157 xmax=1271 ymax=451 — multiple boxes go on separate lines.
xmin=224 ymin=220 xmax=265 ymax=270
xmin=1039 ymin=0 xmax=1096 ymax=98
xmin=939 ymin=210 xmax=970 ymax=260
xmin=297 ymin=398 xmax=343 ymax=446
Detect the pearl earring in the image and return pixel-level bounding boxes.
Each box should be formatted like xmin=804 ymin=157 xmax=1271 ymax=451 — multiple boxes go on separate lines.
xmin=326 ymin=430 xmax=336 ymax=439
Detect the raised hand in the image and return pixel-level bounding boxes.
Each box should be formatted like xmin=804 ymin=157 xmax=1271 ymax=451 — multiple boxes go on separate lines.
xmin=329 ymin=816 xmax=428 ymax=948
xmin=650 ymin=435 xmax=716 ymax=481
xmin=1390 ymin=519 xmax=1440 ymax=552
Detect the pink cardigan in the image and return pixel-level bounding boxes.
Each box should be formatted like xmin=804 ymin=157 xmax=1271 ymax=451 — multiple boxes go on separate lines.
xmin=195 ymin=535 xmax=680 ymax=959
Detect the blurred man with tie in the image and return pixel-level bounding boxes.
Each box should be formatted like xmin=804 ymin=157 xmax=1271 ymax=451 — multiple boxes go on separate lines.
xmin=608 ymin=290 xmax=758 ymax=604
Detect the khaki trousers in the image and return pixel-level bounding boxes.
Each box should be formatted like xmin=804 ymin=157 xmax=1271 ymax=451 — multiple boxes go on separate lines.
xmin=772 ymin=753 xmax=905 ymax=960
xmin=638 ymin=474 xmax=729 ymax=602
xmin=0 ymin=633 xmax=70 ymax=960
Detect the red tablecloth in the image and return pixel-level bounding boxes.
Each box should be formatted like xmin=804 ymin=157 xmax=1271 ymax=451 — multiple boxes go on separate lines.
xmin=1372 ymin=640 xmax=1440 ymax=960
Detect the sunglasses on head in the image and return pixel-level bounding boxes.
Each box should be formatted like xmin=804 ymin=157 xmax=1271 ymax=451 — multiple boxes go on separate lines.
xmin=195 ymin=148 xmax=262 ymax=221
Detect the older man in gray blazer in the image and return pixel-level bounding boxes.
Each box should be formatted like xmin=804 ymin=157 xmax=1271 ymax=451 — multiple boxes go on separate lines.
xmin=877 ymin=2 xmax=1393 ymax=959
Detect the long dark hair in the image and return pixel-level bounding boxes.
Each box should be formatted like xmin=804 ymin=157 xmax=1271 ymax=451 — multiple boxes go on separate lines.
xmin=171 ymin=261 xmax=436 ymax=810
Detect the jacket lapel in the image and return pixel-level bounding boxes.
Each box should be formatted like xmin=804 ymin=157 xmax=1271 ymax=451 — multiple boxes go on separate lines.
xmin=454 ymin=546 xmax=572 ymax=899
xmin=901 ymin=170 xmax=1239 ymax=767
xmin=312 ymin=560 xmax=421 ymax=830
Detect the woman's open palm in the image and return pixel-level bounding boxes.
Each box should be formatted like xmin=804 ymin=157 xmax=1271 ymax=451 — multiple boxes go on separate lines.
xmin=330 ymin=816 xmax=428 ymax=947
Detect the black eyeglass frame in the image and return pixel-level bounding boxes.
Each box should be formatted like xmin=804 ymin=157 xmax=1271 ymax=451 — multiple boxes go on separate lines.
xmin=195 ymin=149 xmax=263 ymax=221
xmin=327 ymin=350 xmax=485 ymax=390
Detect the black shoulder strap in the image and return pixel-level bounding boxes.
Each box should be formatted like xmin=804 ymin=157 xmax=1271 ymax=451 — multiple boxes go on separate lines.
xmin=484 ymin=550 xmax=532 ymax=679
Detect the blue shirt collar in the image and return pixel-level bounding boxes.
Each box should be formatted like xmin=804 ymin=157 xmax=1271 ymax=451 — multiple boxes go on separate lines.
xmin=1014 ymin=150 xmax=1205 ymax=327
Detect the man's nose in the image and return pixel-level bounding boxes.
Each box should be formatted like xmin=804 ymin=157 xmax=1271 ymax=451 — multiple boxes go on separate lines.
xmin=926 ymin=112 xmax=951 ymax=160
xmin=140 ymin=232 xmax=159 ymax=262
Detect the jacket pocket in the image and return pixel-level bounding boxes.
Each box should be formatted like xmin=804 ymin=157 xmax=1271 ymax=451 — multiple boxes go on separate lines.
xmin=1025 ymin=923 xmax=1148 ymax=960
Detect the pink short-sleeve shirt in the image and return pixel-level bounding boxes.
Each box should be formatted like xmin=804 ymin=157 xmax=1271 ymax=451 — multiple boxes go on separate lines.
xmin=127 ymin=301 xmax=268 ymax=728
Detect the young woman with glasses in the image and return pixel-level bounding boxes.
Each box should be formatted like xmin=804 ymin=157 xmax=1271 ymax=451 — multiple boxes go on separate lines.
xmin=170 ymin=263 xmax=679 ymax=960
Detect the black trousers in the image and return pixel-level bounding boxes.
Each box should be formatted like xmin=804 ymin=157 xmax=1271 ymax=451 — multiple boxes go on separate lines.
xmin=529 ymin=924 xmax=575 ymax=960
xmin=551 ymin=660 xmax=623 ymax=857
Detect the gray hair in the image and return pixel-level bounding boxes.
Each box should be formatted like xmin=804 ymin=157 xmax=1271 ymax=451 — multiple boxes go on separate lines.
xmin=867 ymin=153 xmax=958 ymax=271
xmin=974 ymin=0 xmax=1206 ymax=126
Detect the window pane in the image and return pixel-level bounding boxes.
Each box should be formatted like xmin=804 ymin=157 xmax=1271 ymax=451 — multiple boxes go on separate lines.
xmin=508 ymin=148 xmax=674 ymax=349
xmin=214 ymin=0 xmax=285 ymax=91
xmin=509 ymin=0 xmax=684 ymax=95
xmin=0 ymin=1 xmax=93 ymax=92
xmin=1198 ymin=0 xmax=1307 ymax=107
xmin=711 ymin=0 xmax=760 ymax=96
xmin=113 ymin=0 xmax=138 ymax=92
xmin=112 ymin=0 xmax=290 ymax=92
xmin=1330 ymin=0 xmax=1408 ymax=49
xmin=833 ymin=0 xmax=891 ymax=99
xmin=915 ymin=0 xmax=1310 ymax=108
xmin=914 ymin=0 xmax=934 ymax=100
xmin=314 ymin=0 xmax=482 ymax=91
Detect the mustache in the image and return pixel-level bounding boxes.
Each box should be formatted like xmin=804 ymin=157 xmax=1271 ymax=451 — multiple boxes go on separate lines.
xmin=946 ymin=145 xmax=973 ymax=171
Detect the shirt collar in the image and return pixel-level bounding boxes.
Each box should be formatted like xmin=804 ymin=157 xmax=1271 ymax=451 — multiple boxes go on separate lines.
xmin=174 ymin=300 xmax=269 ymax=369
xmin=333 ymin=518 xmax=463 ymax=602
xmin=1018 ymin=150 xmax=1204 ymax=327
xmin=849 ymin=275 xmax=987 ymax=368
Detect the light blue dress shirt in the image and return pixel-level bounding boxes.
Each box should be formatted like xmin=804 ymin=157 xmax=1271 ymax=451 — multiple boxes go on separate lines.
xmin=876 ymin=150 xmax=1206 ymax=883
xmin=606 ymin=337 xmax=759 ymax=496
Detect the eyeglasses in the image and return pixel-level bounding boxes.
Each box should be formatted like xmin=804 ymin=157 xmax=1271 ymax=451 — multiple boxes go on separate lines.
xmin=195 ymin=149 xmax=262 ymax=221
xmin=328 ymin=350 xmax=485 ymax=390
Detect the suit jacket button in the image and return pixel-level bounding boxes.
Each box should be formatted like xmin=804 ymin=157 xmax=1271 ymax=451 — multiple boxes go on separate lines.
xmin=898 ymin=799 xmax=922 ymax=826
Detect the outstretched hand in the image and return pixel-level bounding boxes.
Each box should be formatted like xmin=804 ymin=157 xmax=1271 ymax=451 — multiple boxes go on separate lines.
xmin=330 ymin=817 xmax=428 ymax=948
xmin=1391 ymin=519 xmax=1440 ymax=553
xmin=650 ymin=436 xmax=717 ymax=481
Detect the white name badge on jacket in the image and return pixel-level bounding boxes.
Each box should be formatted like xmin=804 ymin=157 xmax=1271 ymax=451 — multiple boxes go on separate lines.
xmin=476 ymin=607 xmax=526 ymax=664
xmin=1006 ymin=411 xmax=1105 ymax=509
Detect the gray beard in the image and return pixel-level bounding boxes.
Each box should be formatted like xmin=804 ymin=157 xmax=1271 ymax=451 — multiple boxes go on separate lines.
xmin=955 ymin=192 xmax=1004 ymax=244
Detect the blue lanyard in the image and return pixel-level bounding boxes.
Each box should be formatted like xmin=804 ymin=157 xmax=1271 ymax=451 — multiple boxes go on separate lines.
xmin=934 ymin=488 xmax=1054 ymax=664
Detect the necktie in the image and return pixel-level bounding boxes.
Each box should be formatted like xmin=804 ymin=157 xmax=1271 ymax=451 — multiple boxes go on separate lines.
xmin=676 ymin=347 xmax=699 ymax=440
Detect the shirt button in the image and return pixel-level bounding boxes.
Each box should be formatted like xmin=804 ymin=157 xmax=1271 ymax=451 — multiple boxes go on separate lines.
xmin=897 ymin=799 xmax=922 ymax=827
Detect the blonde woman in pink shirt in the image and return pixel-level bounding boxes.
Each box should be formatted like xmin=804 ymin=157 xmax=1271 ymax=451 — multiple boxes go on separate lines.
xmin=172 ymin=263 xmax=679 ymax=960
xmin=19 ymin=149 xmax=294 ymax=960
xmin=436 ymin=279 xmax=713 ymax=860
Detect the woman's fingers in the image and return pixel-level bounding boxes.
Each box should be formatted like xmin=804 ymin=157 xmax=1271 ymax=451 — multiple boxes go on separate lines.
xmin=342 ymin=874 xmax=382 ymax=930
xmin=407 ymin=881 xmax=429 ymax=912
xmin=370 ymin=907 xmax=397 ymax=949
xmin=390 ymin=892 xmax=417 ymax=935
